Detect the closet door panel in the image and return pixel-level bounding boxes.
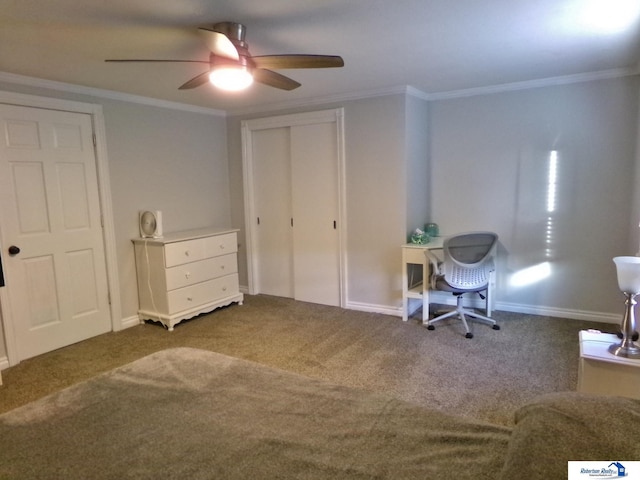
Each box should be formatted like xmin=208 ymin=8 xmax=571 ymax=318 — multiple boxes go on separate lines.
xmin=291 ymin=122 xmax=340 ymax=306
xmin=252 ymin=127 xmax=294 ymax=298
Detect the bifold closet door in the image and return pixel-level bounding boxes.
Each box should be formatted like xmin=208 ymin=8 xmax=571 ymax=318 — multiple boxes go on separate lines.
xmin=290 ymin=122 xmax=340 ymax=306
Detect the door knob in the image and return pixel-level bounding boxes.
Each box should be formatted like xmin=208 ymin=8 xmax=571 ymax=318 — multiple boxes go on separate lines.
xmin=8 ymin=245 xmax=20 ymax=256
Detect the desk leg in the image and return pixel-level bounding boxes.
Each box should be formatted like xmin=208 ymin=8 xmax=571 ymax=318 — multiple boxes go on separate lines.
xmin=422 ymin=261 xmax=429 ymax=324
xmin=486 ymin=271 xmax=495 ymax=316
xmin=402 ymin=258 xmax=409 ymax=322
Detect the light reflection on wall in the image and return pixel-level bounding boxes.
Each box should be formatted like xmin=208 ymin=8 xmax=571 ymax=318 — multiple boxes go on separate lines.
xmin=577 ymin=0 xmax=640 ymax=34
xmin=545 ymin=150 xmax=558 ymax=259
xmin=510 ymin=261 xmax=551 ymax=287
xmin=509 ymin=150 xmax=558 ymax=287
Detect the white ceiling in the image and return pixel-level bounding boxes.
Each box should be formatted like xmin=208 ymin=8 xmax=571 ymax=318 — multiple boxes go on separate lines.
xmin=2 ymin=0 xmax=639 ymax=114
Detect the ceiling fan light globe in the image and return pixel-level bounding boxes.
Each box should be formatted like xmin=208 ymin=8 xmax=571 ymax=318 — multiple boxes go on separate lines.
xmin=209 ymin=67 xmax=253 ymax=91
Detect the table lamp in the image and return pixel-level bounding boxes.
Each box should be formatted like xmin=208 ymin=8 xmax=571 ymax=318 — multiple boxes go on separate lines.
xmin=609 ymin=256 xmax=640 ymax=358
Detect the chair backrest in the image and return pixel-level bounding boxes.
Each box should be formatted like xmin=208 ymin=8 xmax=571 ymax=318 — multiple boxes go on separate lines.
xmin=441 ymin=232 xmax=498 ymax=290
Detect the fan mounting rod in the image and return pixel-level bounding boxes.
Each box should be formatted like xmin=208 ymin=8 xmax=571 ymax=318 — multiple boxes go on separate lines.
xmin=213 ymin=22 xmax=247 ymax=45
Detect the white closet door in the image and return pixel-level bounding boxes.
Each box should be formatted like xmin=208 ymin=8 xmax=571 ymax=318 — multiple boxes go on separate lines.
xmin=251 ymin=127 xmax=294 ymax=298
xmin=242 ymin=108 xmax=344 ymax=307
xmin=291 ymin=122 xmax=340 ymax=306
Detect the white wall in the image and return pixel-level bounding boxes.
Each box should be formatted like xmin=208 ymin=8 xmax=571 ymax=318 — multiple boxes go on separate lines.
xmin=229 ymin=78 xmax=640 ymax=320
xmin=405 ymin=94 xmax=431 ymax=237
xmin=101 ymin=101 xmax=230 ymax=319
xmin=227 ymin=93 xmax=419 ymax=312
xmin=343 ymin=95 xmax=408 ymax=309
xmin=429 ymin=76 xmax=640 ymax=317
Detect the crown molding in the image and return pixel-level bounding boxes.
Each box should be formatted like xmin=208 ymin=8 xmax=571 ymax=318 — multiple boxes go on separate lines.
xmin=226 ymin=85 xmax=415 ymax=116
xmin=0 ymin=67 xmax=636 ymax=118
xmin=0 ymin=71 xmax=227 ymax=117
xmin=227 ymin=68 xmax=637 ymax=115
xmin=426 ymin=67 xmax=639 ymax=101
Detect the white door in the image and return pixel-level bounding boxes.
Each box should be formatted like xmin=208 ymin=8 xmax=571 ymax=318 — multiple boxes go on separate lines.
xmin=252 ymin=127 xmax=294 ymax=298
xmin=291 ymin=122 xmax=340 ymax=306
xmin=0 ymin=104 xmax=111 ymax=360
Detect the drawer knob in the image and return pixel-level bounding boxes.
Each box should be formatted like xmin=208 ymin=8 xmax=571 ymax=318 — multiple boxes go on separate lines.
xmin=187 ymin=297 xmax=193 ymax=302
xmin=185 ymin=272 xmax=191 ymax=279
xmin=219 ymin=244 xmax=225 ymax=250
xmin=184 ymin=250 xmax=190 ymax=256
xmin=220 ymin=265 xmax=225 ymax=270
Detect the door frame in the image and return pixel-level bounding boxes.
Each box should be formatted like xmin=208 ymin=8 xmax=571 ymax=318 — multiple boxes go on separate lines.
xmin=241 ymin=108 xmax=347 ymax=307
xmin=0 ymin=91 xmax=122 ymax=366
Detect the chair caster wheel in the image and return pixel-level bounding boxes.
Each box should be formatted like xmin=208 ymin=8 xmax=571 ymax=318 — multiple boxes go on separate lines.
xmin=427 ymin=325 xmax=435 ymax=331
xmin=492 ymin=325 xmax=500 ymax=330
xmin=465 ymin=332 xmax=473 ymax=339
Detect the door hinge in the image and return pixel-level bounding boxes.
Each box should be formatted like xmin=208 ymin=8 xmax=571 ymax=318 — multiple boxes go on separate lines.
xmin=92 ymin=134 xmax=97 ymax=147
xmin=257 ymin=217 xmax=260 ymax=225
xmin=291 ymin=218 xmax=294 ymax=227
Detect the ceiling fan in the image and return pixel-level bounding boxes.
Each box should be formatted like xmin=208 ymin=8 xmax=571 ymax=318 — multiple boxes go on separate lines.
xmin=106 ymin=22 xmax=344 ymax=92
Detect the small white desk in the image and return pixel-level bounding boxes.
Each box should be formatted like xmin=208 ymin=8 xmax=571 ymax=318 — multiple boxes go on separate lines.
xmin=578 ymin=330 xmax=640 ymax=400
xmin=401 ymin=238 xmax=444 ymax=322
xmin=401 ymin=237 xmax=495 ymax=323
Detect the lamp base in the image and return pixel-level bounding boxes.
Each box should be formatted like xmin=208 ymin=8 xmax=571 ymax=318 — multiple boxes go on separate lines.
xmin=610 ymin=290 xmax=640 ymax=358
xmin=608 ymin=342 xmax=640 ymax=359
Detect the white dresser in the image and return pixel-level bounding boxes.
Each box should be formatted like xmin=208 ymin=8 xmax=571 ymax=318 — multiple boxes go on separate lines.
xmin=133 ymin=228 xmax=243 ymax=331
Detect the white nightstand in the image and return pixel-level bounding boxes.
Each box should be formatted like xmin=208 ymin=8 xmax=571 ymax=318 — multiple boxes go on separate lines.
xmin=578 ymin=330 xmax=640 ymax=399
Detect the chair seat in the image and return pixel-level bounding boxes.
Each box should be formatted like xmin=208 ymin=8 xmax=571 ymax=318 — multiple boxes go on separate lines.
xmin=434 ymin=276 xmax=487 ymax=295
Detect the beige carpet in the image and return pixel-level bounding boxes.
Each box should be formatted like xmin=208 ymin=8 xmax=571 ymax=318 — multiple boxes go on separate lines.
xmin=0 ymin=348 xmax=513 ymax=480
xmin=0 ymin=294 xmax=614 ymax=425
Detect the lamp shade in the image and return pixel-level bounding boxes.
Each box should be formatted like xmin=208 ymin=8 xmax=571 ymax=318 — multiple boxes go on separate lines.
xmin=613 ymin=256 xmax=640 ymax=293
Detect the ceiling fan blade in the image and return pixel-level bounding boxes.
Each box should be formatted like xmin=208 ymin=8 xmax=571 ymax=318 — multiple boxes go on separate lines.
xmin=253 ymin=69 xmax=301 ymax=91
xmin=178 ymin=71 xmax=211 ymax=90
xmin=105 ymin=59 xmax=210 ymax=64
xmin=198 ymin=28 xmax=239 ymax=60
xmin=251 ymin=55 xmax=344 ymax=69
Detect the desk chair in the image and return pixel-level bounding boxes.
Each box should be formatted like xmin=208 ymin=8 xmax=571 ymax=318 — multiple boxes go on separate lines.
xmin=426 ymin=232 xmax=500 ymax=339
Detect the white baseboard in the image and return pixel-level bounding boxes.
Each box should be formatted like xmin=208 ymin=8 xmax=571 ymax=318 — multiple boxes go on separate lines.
xmin=494 ymin=302 xmax=620 ymax=324
xmin=120 ymin=314 xmax=143 ymax=330
xmin=345 ymin=300 xmax=401 ymax=317
xmin=347 ymin=291 xmax=621 ymax=325
xmin=424 ymin=291 xmax=620 ymax=324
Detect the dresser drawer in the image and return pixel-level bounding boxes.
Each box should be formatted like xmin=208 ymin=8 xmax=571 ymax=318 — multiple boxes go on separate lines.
xmin=167 ymin=274 xmax=239 ymax=314
xmin=165 ymin=254 xmax=238 ymax=290
xmin=202 ymin=232 xmax=237 ymax=259
xmin=164 ymin=232 xmax=237 ymax=267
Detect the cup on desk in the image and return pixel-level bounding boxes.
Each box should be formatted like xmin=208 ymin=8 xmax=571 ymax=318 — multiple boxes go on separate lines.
xmin=425 ymin=223 xmax=439 ymax=237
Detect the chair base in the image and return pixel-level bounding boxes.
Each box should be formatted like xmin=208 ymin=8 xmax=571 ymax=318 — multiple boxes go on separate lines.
xmin=425 ymin=295 xmax=499 ymax=339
